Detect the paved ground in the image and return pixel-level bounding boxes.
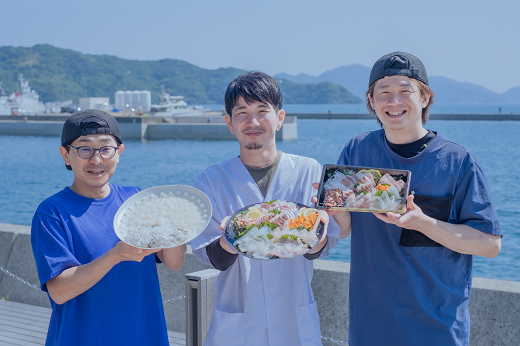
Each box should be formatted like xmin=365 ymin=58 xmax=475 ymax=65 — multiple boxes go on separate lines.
xmin=0 ymin=300 xmax=186 ymax=345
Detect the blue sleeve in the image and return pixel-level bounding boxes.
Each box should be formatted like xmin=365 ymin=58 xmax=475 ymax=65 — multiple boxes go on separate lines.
xmin=31 ymin=212 xmax=81 ymax=292
xmin=452 ymin=155 xmax=502 ymax=236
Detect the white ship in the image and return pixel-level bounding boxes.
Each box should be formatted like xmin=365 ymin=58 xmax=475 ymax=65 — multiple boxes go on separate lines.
xmin=0 ymin=74 xmax=45 ymax=115
xmin=150 ymin=86 xmax=207 ymax=117
xmin=0 ymin=83 xmax=10 ymax=115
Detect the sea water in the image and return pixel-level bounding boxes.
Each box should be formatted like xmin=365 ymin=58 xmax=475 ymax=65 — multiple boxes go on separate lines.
xmin=1 ymin=119 xmax=518 ymax=281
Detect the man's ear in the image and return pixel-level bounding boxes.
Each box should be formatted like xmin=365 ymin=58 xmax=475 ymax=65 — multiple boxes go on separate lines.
xmin=225 ymin=114 xmax=234 ymax=134
xmin=422 ymin=92 xmax=430 ymax=108
xmin=276 ymin=109 xmax=286 ymax=131
xmin=368 ymin=94 xmax=375 ymax=110
xmin=59 ymin=146 xmax=71 ymax=167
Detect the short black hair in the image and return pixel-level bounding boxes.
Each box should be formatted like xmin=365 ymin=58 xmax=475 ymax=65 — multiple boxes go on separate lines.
xmin=225 ymin=71 xmax=283 ymax=116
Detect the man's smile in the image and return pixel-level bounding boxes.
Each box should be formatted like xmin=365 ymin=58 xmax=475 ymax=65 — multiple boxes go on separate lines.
xmin=244 ymin=128 xmax=264 ymax=137
xmin=385 ymin=110 xmax=407 ymax=118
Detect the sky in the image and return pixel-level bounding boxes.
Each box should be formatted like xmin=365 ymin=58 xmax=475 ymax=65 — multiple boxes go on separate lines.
xmin=1 ymin=0 xmax=519 ymax=93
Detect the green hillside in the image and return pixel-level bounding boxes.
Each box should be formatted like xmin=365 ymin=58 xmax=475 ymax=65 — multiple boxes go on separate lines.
xmin=0 ymin=44 xmax=361 ymax=105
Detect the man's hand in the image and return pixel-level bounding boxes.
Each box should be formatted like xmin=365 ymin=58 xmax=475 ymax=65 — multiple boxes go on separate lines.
xmin=311 ymin=182 xmax=351 ymax=239
xmin=219 ymin=215 xmax=237 ymax=254
xmin=306 ymin=210 xmax=329 ymax=255
xmin=373 ymin=194 xmax=427 ymax=230
xmin=110 ymin=241 xmax=161 ymax=264
xmin=156 ymin=244 xmax=187 ymax=271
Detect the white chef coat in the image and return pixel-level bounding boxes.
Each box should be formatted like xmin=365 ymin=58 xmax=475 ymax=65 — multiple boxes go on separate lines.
xmin=192 ymin=153 xmax=340 ymax=346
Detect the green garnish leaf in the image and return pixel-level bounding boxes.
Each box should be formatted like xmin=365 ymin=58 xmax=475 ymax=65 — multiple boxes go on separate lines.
xmin=266 ymin=234 xmax=274 ymax=240
xmin=296 ymin=225 xmax=306 ymax=231
xmin=266 ymin=199 xmax=278 ymax=204
xmin=271 ymin=208 xmax=281 ymax=215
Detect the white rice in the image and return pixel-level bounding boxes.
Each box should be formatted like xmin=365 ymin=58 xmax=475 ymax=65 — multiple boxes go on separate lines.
xmin=118 ymin=191 xmax=207 ymax=248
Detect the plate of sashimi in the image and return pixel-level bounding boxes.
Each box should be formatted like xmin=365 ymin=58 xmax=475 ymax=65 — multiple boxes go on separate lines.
xmin=316 ymin=164 xmax=411 ymax=214
xmin=224 ymin=200 xmax=325 ymax=260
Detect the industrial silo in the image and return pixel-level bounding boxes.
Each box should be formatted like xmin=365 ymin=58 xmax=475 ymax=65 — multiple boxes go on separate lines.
xmin=115 ymin=91 xmax=125 ymax=110
xmin=124 ymin=91 xmax=132 ymax=110
xmin=140 ymin=90 xmax=151 ymax=111
xmin=132 ymin=90 xmax=140 ymax=110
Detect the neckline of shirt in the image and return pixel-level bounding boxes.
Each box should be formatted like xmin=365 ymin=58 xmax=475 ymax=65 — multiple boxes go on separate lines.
xmin=382 ymin=130 xmax=442 ymax=164
xmin=243 ymin=150 xmax=283 ymax=172
xmin=63 ymin=184 xmax=117 ymax=205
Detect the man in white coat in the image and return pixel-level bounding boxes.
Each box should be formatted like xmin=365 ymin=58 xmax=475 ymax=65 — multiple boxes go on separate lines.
xmin=191 ymin=71 xmax=340 ymax=346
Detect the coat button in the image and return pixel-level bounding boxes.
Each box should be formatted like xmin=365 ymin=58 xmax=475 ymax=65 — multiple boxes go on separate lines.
xmin=268 ymin=279 xmax=275 ymax=286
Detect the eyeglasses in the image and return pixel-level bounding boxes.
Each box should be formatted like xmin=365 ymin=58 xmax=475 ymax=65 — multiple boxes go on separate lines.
xmin=68 ymin=145 xmax=119 ymax=159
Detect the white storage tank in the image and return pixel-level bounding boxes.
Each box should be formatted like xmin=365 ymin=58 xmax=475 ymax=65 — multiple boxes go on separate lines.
xmin=132 ymin=90 xmax=140 ymax=110
xmin=115 ymin=91 xmax=125 ymax=110
xmin=124 ymin=91 xmax=132 ymax=110
xmin=140 ymin=90 xmax=151 ymax=111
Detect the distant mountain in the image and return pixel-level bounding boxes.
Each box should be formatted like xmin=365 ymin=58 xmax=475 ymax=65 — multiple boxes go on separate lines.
xmin=278 ymin=79 xmax=361 ymax=104
xmin=0 ymin=44 xmax=358 ymax=105
xmin=276 ymin=64 xmax=370 ymax=100
xmin=276 ymin=65 xmax=520 ymax=105
xmin=502 ymin=87 xmax=520 ymax=103
xmin=276 ymin=72 xmax=319 ymax=85
xmin=428 ymin=76 xmax=504 ymax=104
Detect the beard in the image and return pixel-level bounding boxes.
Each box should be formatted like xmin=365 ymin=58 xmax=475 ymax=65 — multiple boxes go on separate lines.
xmin=245 ymin=142 xmax=263 ymax=150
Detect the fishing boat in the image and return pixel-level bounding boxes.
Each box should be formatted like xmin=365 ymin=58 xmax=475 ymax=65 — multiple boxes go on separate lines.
xmin=149 ymin=86 xmax=207 ymax=117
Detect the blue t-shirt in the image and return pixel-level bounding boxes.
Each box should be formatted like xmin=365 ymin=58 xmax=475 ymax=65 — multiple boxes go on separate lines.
xmin=337 ymin=130 xmax=501 ymax=346
xmin=31 ymin=184 xmax=169 ymax=346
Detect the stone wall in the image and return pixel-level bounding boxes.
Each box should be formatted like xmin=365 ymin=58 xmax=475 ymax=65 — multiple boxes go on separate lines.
xmin=1 ymin=223 xmax=519 ymax=345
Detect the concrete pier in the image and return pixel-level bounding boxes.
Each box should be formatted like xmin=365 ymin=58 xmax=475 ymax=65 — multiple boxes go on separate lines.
xmin=1 ymin=223 xmax=519 ymax=346
xmin=0 ymin=115 xmax=298 ymax=140
xmin=290 ymin=113 xmax=520 ymax=120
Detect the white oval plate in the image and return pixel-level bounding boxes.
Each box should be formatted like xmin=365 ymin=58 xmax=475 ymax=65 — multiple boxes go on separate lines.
xmin=113 ymin=185 xmax=212 ymax=249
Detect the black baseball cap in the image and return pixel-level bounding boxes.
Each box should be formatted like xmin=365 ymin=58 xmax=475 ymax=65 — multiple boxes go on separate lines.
xmin=61 ymin=109 xmax=122 ymax=147
xmin=368 ymin=51 xmax=428 ymax=87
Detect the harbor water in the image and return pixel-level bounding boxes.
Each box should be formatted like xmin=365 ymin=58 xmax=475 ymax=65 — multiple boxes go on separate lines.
xmin=1 ymin=119 xmax=518 ymax=281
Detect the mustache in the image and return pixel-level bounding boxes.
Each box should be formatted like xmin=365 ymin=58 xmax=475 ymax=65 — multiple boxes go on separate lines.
xmin=242 ymin=127 xmax=265 ymax=133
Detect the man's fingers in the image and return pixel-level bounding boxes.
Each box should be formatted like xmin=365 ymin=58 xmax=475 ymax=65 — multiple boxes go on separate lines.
xmin=311 ymin=196 xmax=318 ymax=204
xmin=406 ymin=194 xmax=416 ymax=210
xmin=312 ymin=182 xmax=319 ymax=190
xmin=219 ymin=216 xmax=231 ymax=230
xmin=318 ymin=210 xmax=329 ymax=224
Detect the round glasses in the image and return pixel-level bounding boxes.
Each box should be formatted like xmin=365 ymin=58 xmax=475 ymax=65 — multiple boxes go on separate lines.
xmin=68 ymin=145 xmax=119 ymax=159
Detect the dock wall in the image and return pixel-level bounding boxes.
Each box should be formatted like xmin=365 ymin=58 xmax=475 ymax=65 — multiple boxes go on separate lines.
xmin=289 ymin=113 xmax=520 ymax=120
xmin=1 ymin=223 xmax=519 ymax=345
xmin=0 ymin=115 xmax=297 ymax=140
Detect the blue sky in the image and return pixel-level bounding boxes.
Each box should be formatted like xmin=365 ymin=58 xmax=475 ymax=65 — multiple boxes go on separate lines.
xmin=1 ymin=0 xmax=519 ymax=93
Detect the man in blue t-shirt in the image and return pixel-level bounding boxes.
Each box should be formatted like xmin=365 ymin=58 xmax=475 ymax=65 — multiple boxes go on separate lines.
xmin=31 ymin=110 xmax=186 ymax=346
xmin=328 ymin=52 xmax=502 ymax=346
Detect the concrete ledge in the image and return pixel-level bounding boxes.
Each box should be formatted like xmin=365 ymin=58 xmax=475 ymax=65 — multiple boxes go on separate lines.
xmin=1 ymin=223 xmax=518 ymax=345
xmin=287 ymin=113 xmax=520 ymax=120
xmin=0 ymin=115 xmax=297 ymax=140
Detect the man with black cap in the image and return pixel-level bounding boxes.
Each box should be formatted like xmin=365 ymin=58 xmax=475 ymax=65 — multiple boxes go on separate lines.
xmin=333 ymin=52 xmax=502 ymax=345
xmin=31 ymin=110 xmax=186 ymax=346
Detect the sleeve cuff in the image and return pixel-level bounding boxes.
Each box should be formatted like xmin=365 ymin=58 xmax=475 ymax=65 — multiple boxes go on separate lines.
xmin=206 ymin=238 xmax=239 ymax=271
